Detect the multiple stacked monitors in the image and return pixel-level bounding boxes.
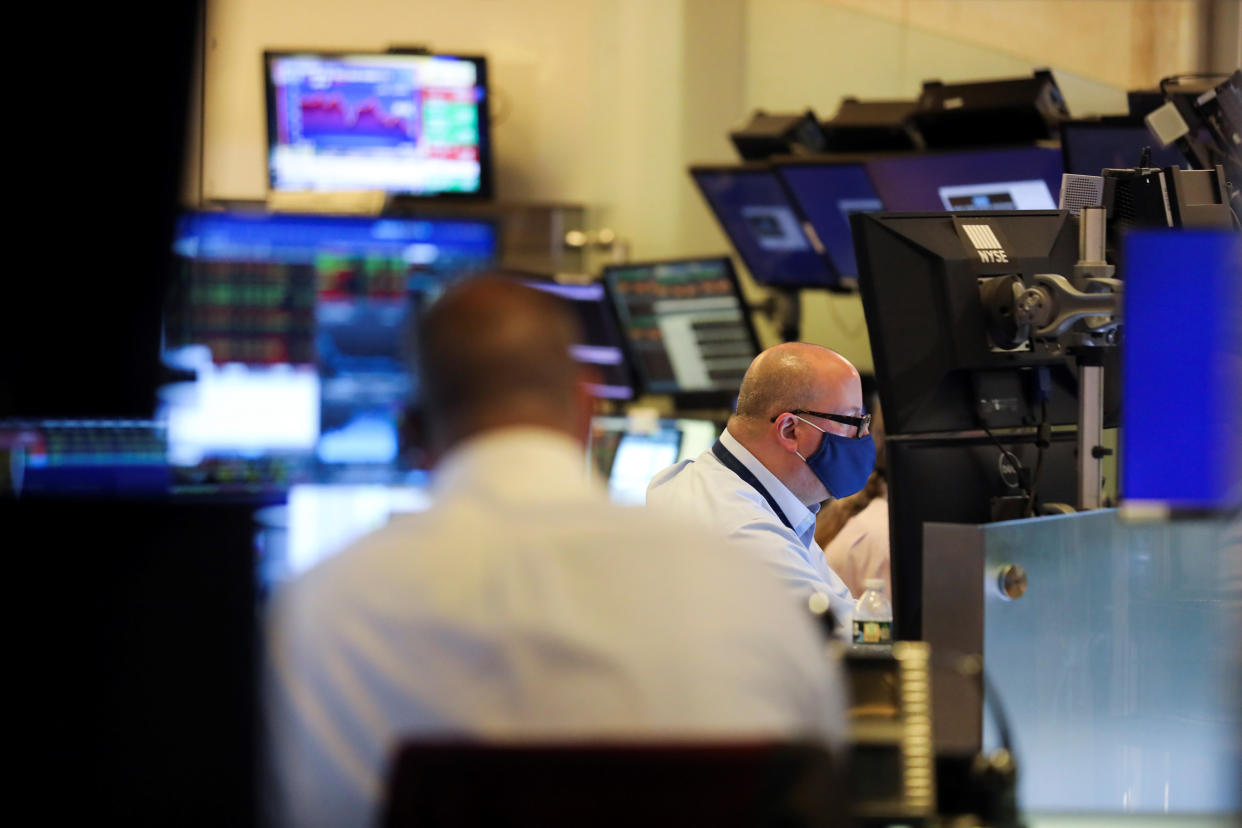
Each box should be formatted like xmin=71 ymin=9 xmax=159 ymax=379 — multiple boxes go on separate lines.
xmin=603 ymin=257 xmax=760 ymax=399
xmin=852 ymin=209 xmax=1088 ymax=639
xmin=692 ymin=147 xmax=1064 ymax=289
xmin=165 ymin=211 xmax=497 ymax=485
xmin=1122 ymin=230 xmax=1242 ymax=513
xmin=265 ymin=52 xmax=491 ymax=197
xmin=689 ymin=166 xmax=837 ymax=288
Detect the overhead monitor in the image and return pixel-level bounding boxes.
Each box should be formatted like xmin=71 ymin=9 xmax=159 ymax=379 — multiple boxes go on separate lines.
xmin=518 ymin=278 xmax=635 ymax=401
xmin=851 ymin=210 xmax=1088 ymax=437
xmin=265 ymin=51 xmax=492 ymax=197
xmin=774 ymin=159 xmax=885 ymax=285
xmin=689 ymin=165 xmax=839 ymax=288
xmin=165 ymin=211 xmax=497 ymax=482
xmin=602 ymin=257 xmax=760 ymax=401
xmin=1060 ymin=118 xmax=1186 ymax=176
xmin=864 ymin=146 xmax=1063 ymax=213
xmin=1121 ymin=229 xmax=1242 ymax=513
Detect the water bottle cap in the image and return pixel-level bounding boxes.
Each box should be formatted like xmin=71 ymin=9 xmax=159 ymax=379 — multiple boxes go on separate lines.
xmin=864 ymin=578 xmax=886 ymax=591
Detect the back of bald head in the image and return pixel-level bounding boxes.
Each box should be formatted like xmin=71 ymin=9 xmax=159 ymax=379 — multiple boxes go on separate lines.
xmin=732 ymin=342 xmax=854 ymax=426
xmin=415 ymin=275 xmax=584 ymax=448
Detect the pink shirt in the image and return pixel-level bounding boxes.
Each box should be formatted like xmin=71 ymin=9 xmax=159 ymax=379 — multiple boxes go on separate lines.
xmin=823 ymin=497 xmax=890 ymax=601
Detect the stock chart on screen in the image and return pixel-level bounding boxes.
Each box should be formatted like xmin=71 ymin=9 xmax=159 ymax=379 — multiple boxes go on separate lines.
xmin=165 ymin=211 xmax=497 ymax=483
xmin=266 ymin=52 xmax=489 ymax=195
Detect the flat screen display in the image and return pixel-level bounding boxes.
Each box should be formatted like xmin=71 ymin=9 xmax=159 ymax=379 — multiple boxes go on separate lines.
xmin=864 ymin=146 xmax=1063 ymax=212
xmin=588 ymin=416 xmax=718 ymax=505
xmin=166 ymin=211 xmax=497 ymax=481
xmin=690 ymin=166 xmax=837 ymax=287
xmin=775 ymin=161 xmax=885 ymax=283
xmin=603 ymin=257 xmax=760 ymax=396
xmin=265 ymin=52 xmax=491 ymax=197
xmin=1060 ymin=120 xmax=1186 ymax=176
xmin=1122 ymin=230 xmax=1242 ymax=512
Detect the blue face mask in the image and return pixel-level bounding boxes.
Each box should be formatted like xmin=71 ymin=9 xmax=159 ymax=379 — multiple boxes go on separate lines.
xmin=793 ymin=414 xmax=876 ymax=499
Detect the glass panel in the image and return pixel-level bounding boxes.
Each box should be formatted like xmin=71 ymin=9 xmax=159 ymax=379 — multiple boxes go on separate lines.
xmin=980 ymin=509 xmax=1241 ymax=815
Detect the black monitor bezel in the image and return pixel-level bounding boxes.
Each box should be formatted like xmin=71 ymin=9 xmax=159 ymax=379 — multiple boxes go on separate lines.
xmin=688 ymin=162 xmax=847 ymax=290
xmin=601 ymin=255 xmax=761 ymax=408
xmin=263 ymin=49 xmax=494 ymax=200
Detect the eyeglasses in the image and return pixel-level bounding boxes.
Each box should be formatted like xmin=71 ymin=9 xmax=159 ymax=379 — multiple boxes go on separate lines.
xmin=769 ymin=408 xmax=872 ymax=439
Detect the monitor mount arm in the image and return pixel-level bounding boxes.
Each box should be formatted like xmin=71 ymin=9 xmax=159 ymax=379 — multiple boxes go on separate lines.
xmin=979 ymin=207 xmax=1121 ymax=510
xmin=985 ymin=271 xmax=1121 ymax=343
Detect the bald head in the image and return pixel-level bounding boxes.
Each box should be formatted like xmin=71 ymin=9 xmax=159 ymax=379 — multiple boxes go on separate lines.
xmin=415 ymin=275 xmax=588 ymax=451
xmin=728 ymin=343 xmax=866 ymax=505
xmin=733 ymin=343 xmax=861 ymax=424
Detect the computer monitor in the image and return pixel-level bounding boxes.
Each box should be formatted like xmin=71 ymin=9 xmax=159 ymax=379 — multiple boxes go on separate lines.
xmin=518 ymin=278 xmax=635 ymax=401
xmin=1060 ymin=118 xmax=1186 ymax=176
xmin=602 ymin=257 xmax=761 ymax=404
xmin=888 ymin=434 xmax=1078 ymax=640
xmin=265 ymin=51 xmax=492 ymax=197
xmin=689 ymin=165 xmax=839 ymax=288
xmin=1121 ymin=229 xmax=1242 ymax=513
xmin=852 ymin=210 xmax=1086 ymax=437
xmin=6 ymin=419 xmax=172 ymax=497
xmin=165 ymin=211 xmax=497 ymax=482
xmin=588 ymin=416 xmax=718 ymax=505
xmin=774 ymin=158 xmax=885 ymax=286
xmin=864 ymin=146 xmax=1063 ymax=213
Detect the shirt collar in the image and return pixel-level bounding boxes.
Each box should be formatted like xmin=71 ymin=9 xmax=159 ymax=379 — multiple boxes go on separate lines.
xmin=719 ymin=428 xmax=819 ymax=538
xmin=432 ymin=427 xmax=601 ymax=501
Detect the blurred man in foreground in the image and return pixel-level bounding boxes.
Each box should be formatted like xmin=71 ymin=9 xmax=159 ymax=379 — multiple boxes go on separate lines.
xmin=647 ymin=343 xmax=873 ymax=633
xmin=264 ymin=277 xmax=846 ymax=828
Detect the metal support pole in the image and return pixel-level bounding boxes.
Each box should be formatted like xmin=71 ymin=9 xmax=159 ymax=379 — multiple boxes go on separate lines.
xmin=1077 ymin=363 xmax=1104 ymax=510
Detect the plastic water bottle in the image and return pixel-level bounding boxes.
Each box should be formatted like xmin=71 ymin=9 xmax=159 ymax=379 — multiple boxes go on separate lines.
xmin=852 ymin=579 xmax=892 ymax=648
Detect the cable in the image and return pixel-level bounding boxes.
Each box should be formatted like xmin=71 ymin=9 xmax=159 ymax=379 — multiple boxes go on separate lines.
xmin=980 ymin=420 xmax=1032 ymax=505
xmin=1025 ymin=401 xmax=1049 ymax=518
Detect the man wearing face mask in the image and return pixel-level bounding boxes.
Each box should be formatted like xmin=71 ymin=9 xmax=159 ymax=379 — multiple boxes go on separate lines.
xmin=647 ymin=343 xmax=874 ymax=634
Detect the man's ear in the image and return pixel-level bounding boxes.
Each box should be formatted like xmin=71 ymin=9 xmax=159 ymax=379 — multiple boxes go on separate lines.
xmin=773 ymin=413 xmax=800 ymax=452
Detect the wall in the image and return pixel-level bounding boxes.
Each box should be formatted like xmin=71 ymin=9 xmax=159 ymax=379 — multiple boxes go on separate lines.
xmin=203 ymin=0 xmax=744 ymax=257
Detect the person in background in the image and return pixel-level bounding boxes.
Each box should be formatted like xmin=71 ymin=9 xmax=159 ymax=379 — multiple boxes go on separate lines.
xmin=264 ymin=277 xmax=847 ymax=828
xmin=818 ymin=403 xmax=890 ymax=600
xmin=646 ymin=343 xmax=874 ymax=635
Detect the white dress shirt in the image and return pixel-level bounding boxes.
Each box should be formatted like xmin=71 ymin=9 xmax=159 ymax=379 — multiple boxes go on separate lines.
xmin=646 ymin=429 xmax=856 ymax=632
xmin=823 ymin=496 xmax=890 ymax=601
xmin=265 ymin=427 xmax=847 ymax=828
